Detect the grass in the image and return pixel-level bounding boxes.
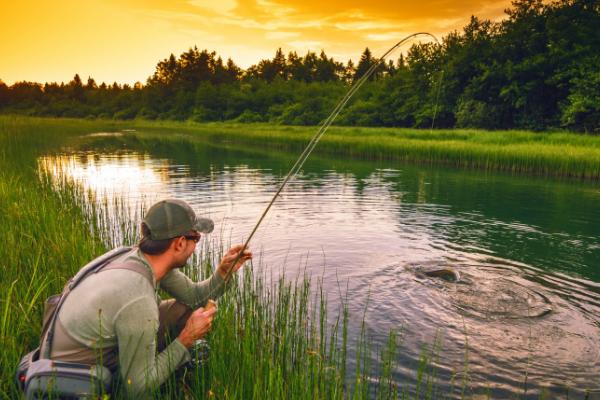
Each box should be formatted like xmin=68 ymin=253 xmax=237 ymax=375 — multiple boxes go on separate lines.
xmin=0 ymin=115 xmax=427 ymax=399
xmin=103 ymin=119 xmax=600 ymax=180
xmin=5 ymin=115 xmax=600 ymax=179
xmin=0 ymin=116 xmax=119 ymax=398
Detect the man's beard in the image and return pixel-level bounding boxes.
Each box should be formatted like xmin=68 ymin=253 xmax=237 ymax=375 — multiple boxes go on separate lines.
xmin=173 ymin=256 xmax=189 ymax=269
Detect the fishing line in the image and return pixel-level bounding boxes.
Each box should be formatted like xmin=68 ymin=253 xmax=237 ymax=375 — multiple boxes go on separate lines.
xmin=212 ymin=32 xmax=442 ymax=294
xmin=430 ymin=69 xmax=445 ymax=133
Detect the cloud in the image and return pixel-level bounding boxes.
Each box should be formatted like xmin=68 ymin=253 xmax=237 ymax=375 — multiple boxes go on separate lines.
xmin=334 ymin=20 xmax=399 ymax=31
xmin=261 ymin=0 xmax=509 ymax=21
xmin=365 ymin=32 xmax=411 ymax=42
xmin=122 ymin=0 xmax=511 ymax=37
xmin=2 ymin=0 xmax=515 ymax=84
xmin=287 ymin=40 xmax=325 ymax=52
xmin=255 ymin=0 xmax=295 ymax=17
xmin=189 ymin=0 xmax=238 ymax=14
xmin=265 ymin=31 xmax=301 ymax=40
xmin=105 ymin=0 xmax=513 ymax=66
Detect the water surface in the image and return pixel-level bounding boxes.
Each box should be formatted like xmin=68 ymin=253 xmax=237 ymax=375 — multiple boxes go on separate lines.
xmin=40 ymin=132 xmax=600 ymax=398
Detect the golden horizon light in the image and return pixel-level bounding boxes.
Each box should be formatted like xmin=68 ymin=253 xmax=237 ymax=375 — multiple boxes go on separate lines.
xmin=2 ymin=0 xmax=511 ymax=85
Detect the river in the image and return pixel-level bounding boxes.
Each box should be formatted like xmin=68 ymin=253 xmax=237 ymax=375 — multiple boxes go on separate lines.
xmin=39 ymin=131 xmax=600 ymax=398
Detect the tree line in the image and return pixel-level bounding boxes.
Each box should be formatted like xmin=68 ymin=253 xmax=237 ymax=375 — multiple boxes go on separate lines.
xmin=1 ymin=0 xmax=598 ymax=132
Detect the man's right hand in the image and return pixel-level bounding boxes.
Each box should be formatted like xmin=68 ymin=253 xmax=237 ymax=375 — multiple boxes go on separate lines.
xmin=177 ymin=307 xmax=217 ymax=348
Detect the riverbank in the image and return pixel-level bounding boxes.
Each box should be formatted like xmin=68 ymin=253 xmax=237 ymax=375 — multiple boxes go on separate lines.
xmin=4 ymin=116 xmax=600 ymax=179
xmin=0 ymin=116 xmax=112 ymax=397
xmin=107 ymin=118 xmax=600 ymax=180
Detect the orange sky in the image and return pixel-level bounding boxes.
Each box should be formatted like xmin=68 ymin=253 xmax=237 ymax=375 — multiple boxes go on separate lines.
xmin=1 ymin=0 xmax=511 ymax=85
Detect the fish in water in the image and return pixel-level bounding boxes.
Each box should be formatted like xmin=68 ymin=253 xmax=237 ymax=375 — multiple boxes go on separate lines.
xmin=417 ymin=267 xmax=461 ymax=282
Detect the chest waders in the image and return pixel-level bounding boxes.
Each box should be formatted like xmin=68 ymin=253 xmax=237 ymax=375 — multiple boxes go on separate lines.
xmin=16 ymin=246 xmax=152 ymax=399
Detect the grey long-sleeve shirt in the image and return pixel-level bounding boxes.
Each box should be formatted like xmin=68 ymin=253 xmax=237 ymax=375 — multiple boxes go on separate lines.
xmin=54 ymin=249 xmax=226 ymax=395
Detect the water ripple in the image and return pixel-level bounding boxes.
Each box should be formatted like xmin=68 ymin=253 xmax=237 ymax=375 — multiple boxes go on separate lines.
xmin=39 ymin=149 xmax=600 ymax=398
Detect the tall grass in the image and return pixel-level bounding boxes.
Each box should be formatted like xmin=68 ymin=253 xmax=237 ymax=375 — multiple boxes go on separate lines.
xmin=5 ymin=116 xmax=600 ymax=179
xmin=120 ymin=120 xmax=600 ymax=180
xmin=0 ymin=116 xmax=409 ymax=399
xmin=0 ymin=116 xmax=119 ymax=398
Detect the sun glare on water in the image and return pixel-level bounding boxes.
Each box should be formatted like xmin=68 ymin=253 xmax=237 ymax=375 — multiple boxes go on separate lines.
xmin=38 ymin=153 xmax=169 ymax=206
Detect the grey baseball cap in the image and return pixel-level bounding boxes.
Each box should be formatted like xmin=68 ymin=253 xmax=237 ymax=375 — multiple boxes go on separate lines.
xmin=143 ymin=199 xmax=214 ymax=240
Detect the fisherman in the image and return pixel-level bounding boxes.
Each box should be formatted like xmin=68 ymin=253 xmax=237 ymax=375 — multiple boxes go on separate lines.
xmin=39 ymin=199 xmax=252 ymax=396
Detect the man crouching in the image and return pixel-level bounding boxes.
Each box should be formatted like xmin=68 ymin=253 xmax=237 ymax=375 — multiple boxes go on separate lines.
xmin=40 ymin=199 xmax=252 ymax=396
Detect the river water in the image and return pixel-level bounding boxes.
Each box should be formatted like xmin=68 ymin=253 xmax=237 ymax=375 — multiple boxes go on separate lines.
xmin=40 ymin=132 xmax=600 ymax=398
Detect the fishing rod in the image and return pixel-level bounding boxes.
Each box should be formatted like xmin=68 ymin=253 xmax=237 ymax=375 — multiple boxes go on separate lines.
xmin=211 ymin=32 xmax=441 ymax=296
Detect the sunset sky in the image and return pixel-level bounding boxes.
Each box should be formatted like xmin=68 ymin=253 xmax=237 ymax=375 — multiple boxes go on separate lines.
xmin=2 ymin=0 xmax=511 ymax=85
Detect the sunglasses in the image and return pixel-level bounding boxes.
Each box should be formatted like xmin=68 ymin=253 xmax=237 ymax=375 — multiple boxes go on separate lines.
xmin=184 ymin=233 xmax=201 ymax=243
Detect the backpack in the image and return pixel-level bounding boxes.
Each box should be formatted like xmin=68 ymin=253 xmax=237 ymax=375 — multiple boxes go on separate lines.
xmin=15 ymin=246 xmax=152 ymax=399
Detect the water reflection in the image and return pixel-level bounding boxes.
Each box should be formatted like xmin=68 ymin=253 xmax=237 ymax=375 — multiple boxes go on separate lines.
xmin=39 ymin=139 xmax=600 ymax=398
xmin=39 ymin=153 xmax=170 ymax=205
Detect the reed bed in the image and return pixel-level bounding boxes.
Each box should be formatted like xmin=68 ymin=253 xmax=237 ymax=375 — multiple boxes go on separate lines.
xmin=125 ymin=120 xmax=600 ymax=180
xmin=4 ymin=116 xmax=600 ymax=179
xmin=0 ymin=117 xmax=115 ymax=398
xmin=0 ymin=115 xmax=419 ymax=399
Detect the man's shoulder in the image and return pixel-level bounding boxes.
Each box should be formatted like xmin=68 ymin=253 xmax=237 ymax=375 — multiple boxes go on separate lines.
xmin=71 ymin=268 xmax=155 ymax=304
xmin=60 ymin=265 xmax=157 ymax=328
xmin=103 ymin=250 xmax=154 ymax=285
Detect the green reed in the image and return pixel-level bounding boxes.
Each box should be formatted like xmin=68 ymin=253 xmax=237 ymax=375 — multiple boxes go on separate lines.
xmin=6 ymin=116 xmax=600 ymax=179
xmin=0 ymin=115 xmax=410 ymax=399
xmin=0 ymin=116 xmax=117 ymax=398
xmin=123 ymin=120 xmax=600 ymax=180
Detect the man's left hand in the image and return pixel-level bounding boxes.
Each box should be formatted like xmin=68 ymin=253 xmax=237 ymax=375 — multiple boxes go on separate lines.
xmin=217 ymin=244 xmax=252 ymax=280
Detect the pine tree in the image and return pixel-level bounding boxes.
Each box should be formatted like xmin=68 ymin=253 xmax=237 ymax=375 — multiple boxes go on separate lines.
xmin=69 ymin=74 xmax=84 ymax=101
xmin=225 ymin=58 xmax=242 ymax=82
xmin=0 ymin=79 xmax=8 ymax=108
xmin=353 ymin=48 xmax=380 ymax=82
xmin=344 ymin=60 xmax=356 ymax=83
xmin=272 ymin=48 xmax=287 ymax=80
xmin=85 ymin=77 xmax=97 ymax=90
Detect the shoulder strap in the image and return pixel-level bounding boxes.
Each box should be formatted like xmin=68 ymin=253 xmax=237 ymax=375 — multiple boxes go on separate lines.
xmin=100 ymin=258 xmax=154 ymax=285
xmin=69 ymin=246 xmax=133 ymax=289
xmin=41 ymin=246 xmax=133 ymax=359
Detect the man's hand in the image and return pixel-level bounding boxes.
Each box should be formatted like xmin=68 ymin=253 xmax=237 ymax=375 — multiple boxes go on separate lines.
xmin=178 ymin=307 xmax=217 ymax=348
xmin=217 ymin=244 xmax=252 ymax=280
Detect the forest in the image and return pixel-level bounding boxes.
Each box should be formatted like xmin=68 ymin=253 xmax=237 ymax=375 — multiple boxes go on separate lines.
xmin=1 ymin=0 xmax=598 ymax=132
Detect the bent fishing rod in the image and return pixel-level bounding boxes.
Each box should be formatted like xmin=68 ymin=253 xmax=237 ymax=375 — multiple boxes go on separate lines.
xmin=210 ymin=32 xmax=441 ymax=299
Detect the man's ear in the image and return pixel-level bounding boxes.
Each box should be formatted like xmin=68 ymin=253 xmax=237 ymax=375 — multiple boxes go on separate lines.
xmin=171 ymin=236 xmax=186 ymax=252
